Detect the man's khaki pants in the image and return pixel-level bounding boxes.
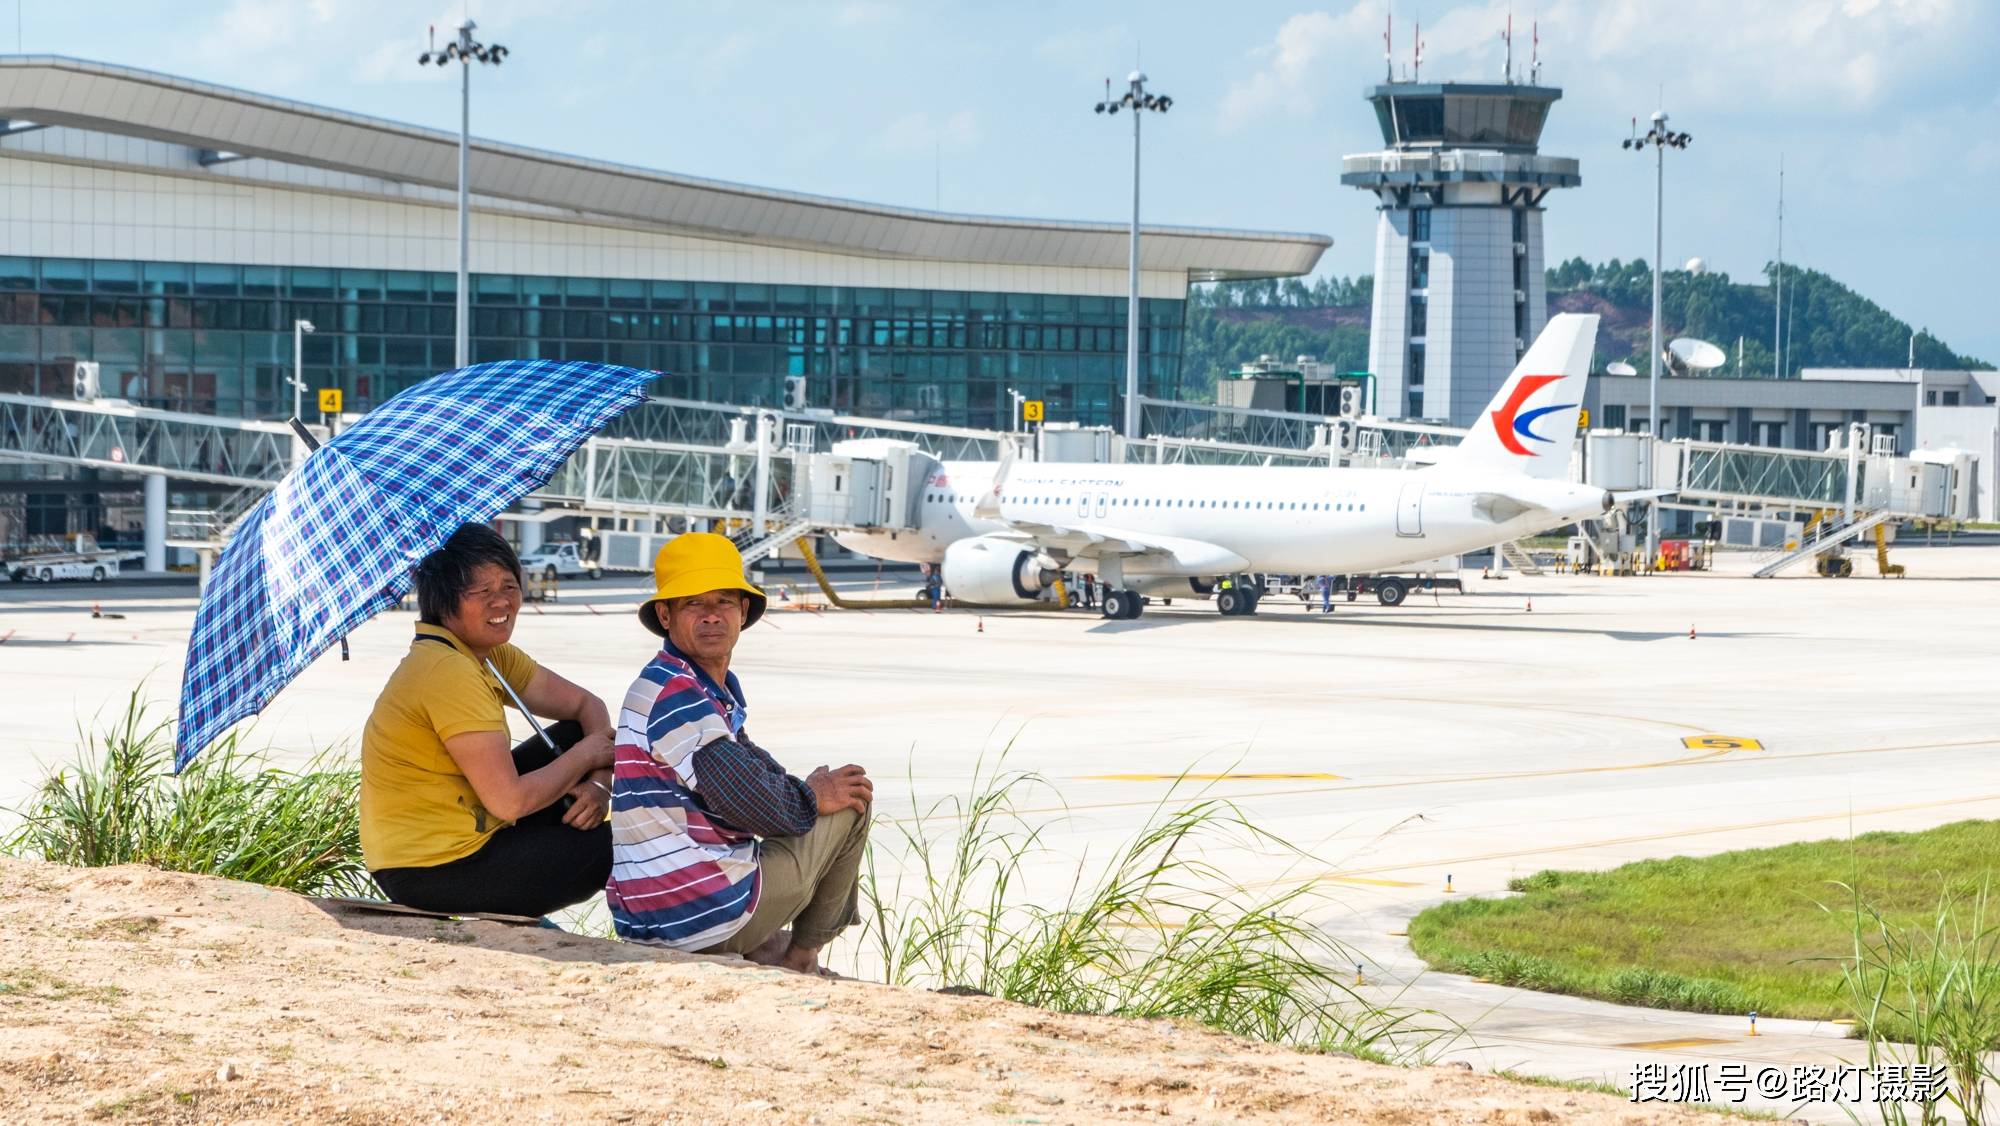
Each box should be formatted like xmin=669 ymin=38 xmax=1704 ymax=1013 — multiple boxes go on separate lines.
xmin=709 ymin=806 xmax=869 ymax=955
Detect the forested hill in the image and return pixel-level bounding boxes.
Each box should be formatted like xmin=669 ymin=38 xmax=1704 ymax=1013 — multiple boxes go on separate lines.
xmin=1179 ymin=263 xmax=1986 ymax=403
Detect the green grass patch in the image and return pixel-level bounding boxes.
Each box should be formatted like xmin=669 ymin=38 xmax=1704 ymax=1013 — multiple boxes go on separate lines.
xmin=3 ymin=690 xmax=371 ymax=897
xmin=861 ymin=757 xmax=1457 ymax=1061
xmin=1408 ymin=821 xmax=2000 ymax=1029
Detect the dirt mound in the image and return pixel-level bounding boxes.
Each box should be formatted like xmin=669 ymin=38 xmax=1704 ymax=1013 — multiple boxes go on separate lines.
xmin=0 ymin=859 xmax=1718 ymax=1123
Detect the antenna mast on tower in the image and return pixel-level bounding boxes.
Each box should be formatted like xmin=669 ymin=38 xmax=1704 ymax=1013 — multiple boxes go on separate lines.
xmin=1384 ymin=13 xmax=1394 ymax=82
xmin=1531 ymin=20 xmax=1541 ymax=83
xmin=1414 ymin=19 xmax=1424 ymax=81
xmin=1774 ymin=156 xmax=1785 ymax=379
xmin=1502 ymin=12 xmax=1514 ymax=82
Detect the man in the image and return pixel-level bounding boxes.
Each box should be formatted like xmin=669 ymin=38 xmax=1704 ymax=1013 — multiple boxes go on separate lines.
xmin=605 ymin=533 xmax=873 ymax=974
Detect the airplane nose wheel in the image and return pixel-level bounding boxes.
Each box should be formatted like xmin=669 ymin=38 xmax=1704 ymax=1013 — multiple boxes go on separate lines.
xmin=1101 ymin=589 xmax=1144 ymax=620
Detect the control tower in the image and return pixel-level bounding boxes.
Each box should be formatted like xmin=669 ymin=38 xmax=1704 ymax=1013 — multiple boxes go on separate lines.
xmin=1341 ymin=82 xmax=1580 ymax=425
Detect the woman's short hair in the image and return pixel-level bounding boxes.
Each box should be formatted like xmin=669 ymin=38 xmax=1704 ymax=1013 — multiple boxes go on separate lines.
xmin=413 ymin=523 xmax=521 ymax=625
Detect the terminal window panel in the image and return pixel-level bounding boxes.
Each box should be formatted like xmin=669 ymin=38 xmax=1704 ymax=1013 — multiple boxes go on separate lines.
xmin=0 ymin=257 xmax=1184 ymax=432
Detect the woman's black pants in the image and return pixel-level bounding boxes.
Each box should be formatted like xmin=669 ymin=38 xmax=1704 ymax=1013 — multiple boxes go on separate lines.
xmin=371 ymin=720 xmax=612 ymax=918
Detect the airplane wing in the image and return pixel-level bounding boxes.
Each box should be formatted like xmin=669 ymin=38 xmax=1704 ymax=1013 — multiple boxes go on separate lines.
xmin=984 ymin=520 xmax=1249 ymax=574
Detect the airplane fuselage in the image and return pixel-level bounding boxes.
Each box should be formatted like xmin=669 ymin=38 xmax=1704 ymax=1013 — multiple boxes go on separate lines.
xmin=832 ymin=460 xmax=1611 ymax=577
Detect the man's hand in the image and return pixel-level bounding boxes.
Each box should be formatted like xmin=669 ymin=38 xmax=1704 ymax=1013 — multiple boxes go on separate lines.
xmin=563 ymin=768 xmax=613 ymax=829
xmin=804 ymin=764 xmax=871 ymax=816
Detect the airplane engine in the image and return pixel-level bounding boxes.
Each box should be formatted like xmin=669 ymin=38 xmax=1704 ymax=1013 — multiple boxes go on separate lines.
xmin=941 ymin=536 xmax=1056 ymax=605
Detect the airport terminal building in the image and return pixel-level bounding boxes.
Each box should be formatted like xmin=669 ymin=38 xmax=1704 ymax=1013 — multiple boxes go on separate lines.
xmin=0 ymin=56 xmax=1325 ymax=543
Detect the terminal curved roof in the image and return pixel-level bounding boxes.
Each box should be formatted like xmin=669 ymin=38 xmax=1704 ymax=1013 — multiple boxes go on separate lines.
xmin=0 ymin=56 xmax=1329 ymax=281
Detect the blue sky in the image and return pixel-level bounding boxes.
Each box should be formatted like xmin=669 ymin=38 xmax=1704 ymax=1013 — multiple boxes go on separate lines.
xmin=12 ymin=0 xmax=1997 ymax=362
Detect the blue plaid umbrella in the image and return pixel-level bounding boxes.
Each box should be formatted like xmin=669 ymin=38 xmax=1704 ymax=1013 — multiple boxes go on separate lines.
xmin=174 ymin=359 xmax=656 ymax=771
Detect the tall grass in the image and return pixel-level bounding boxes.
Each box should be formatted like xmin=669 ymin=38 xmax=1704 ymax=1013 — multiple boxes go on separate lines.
xmin=859 ymin=758 xmax=1456 ymax=1061
xmin=1837 ymin=881 xmax=2000 ymax=1125
xmin=3 ymin=691 xmax=371 ymax=897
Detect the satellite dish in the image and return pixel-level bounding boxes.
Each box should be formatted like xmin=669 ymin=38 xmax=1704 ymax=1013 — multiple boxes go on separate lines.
xmin=1607 ymin=361 xmax=1638 ymax=376
xmin=1684 ymin=257 xmax=1707 ymax=275
xmin=1667 ymin=337 xmax=1726 ymax=374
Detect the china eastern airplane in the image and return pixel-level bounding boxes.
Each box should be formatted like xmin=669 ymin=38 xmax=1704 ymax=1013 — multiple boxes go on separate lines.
xmin=832 ymin=313 xmax=1622 ymax=619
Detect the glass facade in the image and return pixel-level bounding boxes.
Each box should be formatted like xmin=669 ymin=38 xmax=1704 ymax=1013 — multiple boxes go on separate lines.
xmin=0 ymin=257 xmax=1187 ymax=430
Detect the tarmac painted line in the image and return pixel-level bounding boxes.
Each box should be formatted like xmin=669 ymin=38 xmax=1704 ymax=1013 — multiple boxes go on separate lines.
xmin=1615 ymin=1037 xmax=1736 ymax=1051
xmin=1077 ymin=772 xmax=1343 ymax=782
xmin=1277 ymin=790 xmax=2000 ymax=889
xmin=1318 ymin=875 xmax=1423 ymax=888
xmin=883 ymin=736 xmax=2000 ymax=826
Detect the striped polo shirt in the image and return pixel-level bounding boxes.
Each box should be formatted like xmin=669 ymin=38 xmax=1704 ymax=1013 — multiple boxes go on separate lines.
xmin=605 ymin=640 xmax=761 ymax=950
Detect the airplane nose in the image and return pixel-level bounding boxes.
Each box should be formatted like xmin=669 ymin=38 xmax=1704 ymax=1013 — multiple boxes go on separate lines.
xmin=1600 ymin=490 xmax=1615 ymax=514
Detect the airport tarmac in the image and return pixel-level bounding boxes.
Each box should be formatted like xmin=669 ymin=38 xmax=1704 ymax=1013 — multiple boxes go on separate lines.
xmin=4 ymin=543 xmax=1997 ymax=1121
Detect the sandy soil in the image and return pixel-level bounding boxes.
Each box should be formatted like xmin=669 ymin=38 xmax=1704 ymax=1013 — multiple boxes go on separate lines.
xmin=0 ymin=859 xmax=1728 ymax=1124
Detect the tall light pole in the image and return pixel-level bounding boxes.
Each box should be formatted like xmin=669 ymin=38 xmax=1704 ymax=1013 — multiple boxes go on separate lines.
xmin=290 ymin=318 xmax=315 ymax=421
xmin=420 ymin=22 xmax=508 ymax=370
xmin=1095 ymin=72 xmax=1171 ymax=441
xmin=1622 ymin=110 xmax=1690 ymax=567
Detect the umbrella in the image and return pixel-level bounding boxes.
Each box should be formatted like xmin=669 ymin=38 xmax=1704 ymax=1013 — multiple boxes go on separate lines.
xmin=174 ymin=359 xmax=656 ymax=771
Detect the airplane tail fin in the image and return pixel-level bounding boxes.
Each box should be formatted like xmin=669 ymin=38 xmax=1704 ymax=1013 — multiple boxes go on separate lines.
xmin=1446 ymin=313 xmax=1599 ymax=481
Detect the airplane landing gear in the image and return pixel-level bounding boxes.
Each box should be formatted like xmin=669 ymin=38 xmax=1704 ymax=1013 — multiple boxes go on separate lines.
xmin=1101 ymin=589 xmax=1145 ymax=620
xmin=1215 ymin=584 xmax=1261 ymax=616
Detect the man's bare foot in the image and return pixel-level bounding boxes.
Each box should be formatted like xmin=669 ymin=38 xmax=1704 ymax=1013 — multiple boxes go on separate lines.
xmin=745 ymin=928 xmax=791 ymax=967
xmin=776 ymin=942 xmax=823 ymax=976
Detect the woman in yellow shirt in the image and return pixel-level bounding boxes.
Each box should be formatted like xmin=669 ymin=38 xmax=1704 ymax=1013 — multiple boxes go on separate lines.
xmin=361 ymin=523 xmax=616 ymax=918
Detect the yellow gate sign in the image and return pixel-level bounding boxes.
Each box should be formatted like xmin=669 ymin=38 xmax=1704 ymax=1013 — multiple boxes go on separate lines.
xmin=1577 ymin=407 xmax=1591 ymax=430
xmin=1681 ymin=735 xmax=1763 ymax=751
xmin=1022 ymin=399 xmax=1045 ymax=423
xmin=317 ymin=388 xmax=344 ymax=414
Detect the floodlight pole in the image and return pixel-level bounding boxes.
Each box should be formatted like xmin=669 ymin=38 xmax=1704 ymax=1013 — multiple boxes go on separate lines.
xmin=1096 ymin=72 xmax=1171 ymax=442
xmin=420 ymin=21 xmax=507 ymax=370
xmin=456 ymin=28 xmax=470 ymax=370
xmin=1621 ymin=109 xmax=1688 ymax=569
xmin=1649 ymin=110 xmax=1663 ymax=569
xmin=291 ymin=318 xmax=315 ymax=422
xmin=1125 ymin=88 xmax=1142 ymax=442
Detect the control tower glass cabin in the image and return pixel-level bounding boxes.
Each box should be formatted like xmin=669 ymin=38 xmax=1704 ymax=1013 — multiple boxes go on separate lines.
xmin=1340 ymin=83 xmax=1580 ymax=426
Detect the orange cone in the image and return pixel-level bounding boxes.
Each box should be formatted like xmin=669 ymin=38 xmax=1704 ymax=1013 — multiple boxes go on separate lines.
xmin=91 ymin=602 xmax=102 ymax=619
xmin=1525 ymin=599 xmax=1533 ymax=613
xmin=977 ymin=617 xmax=984 ymax=634
xmin=1689 ymin=624 xmax=1697 ymax=640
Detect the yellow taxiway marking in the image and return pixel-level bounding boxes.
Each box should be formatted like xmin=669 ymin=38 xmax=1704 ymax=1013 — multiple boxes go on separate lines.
xmin=1617 ymin=1037 xmax=1734 ymax=1051
xmin=1079 ymin=772 xmax=1342 ymax=782
xmin=1319 ymin=875 xmax=1422 ymax=888
xmin=1681 ymin=735 xmax=1764 ymax=751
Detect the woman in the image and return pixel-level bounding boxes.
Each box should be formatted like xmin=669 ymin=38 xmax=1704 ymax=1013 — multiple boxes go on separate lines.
xmin=361 ymin=523 xmax=615 ymax=918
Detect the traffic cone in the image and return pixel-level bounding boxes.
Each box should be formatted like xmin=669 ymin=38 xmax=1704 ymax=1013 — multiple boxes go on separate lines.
xmin=1689 ymin=624 xmax=1697 ymax=640
xmin=1525 ymin=599 xmax=1533 ymax=613
xmin=977 ymin=617 xmax=984 ymax=634
xmin=91 ymin=602 xmax=102 ymax=619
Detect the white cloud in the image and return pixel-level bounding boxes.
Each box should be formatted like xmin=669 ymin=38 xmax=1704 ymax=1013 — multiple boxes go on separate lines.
xmin=1219 ymin=5 xmax=1385 ymax=131
xmin=1220 ymin=0 xmax=1973 ymax=134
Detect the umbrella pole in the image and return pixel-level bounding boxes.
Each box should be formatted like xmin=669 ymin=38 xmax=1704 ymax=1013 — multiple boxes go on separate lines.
xmin=485 ymin=658 xmax=561 ymax=754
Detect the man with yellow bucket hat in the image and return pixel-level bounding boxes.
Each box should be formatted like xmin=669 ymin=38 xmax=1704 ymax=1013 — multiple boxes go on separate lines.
xmin=605 ymin=532 xmax=873 ymax=973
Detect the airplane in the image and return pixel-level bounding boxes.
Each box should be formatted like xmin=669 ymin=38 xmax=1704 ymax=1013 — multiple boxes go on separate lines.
xmin=832 ymin=312 xmax=1624 ymax=620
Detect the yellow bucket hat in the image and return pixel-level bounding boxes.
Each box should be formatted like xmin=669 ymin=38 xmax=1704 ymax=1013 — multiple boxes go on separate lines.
xmin=637 ymin=532 xmax=768 ymax=638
